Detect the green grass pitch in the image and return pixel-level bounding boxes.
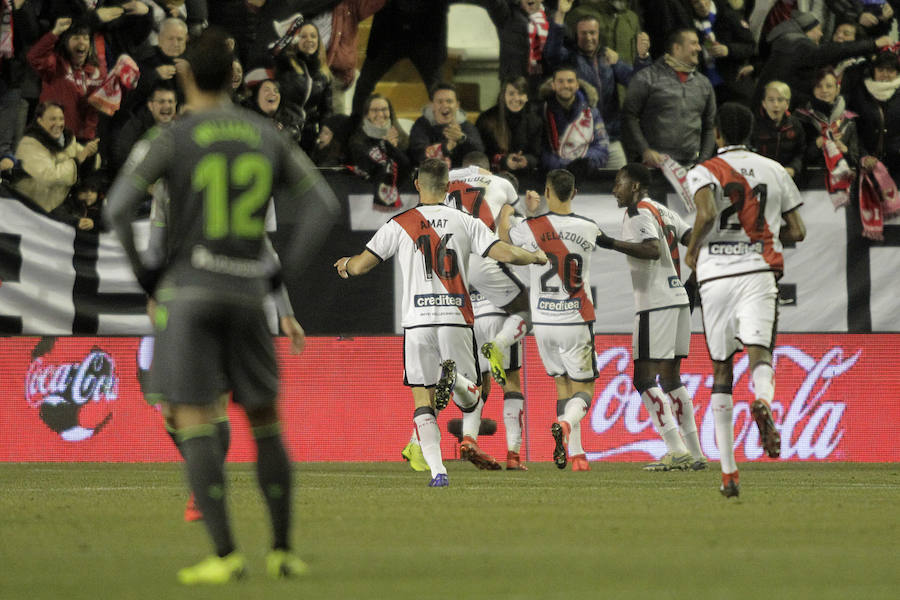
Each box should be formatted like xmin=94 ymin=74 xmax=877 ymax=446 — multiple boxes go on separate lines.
xmin=1 ymin=462 xmax=897 ymax=600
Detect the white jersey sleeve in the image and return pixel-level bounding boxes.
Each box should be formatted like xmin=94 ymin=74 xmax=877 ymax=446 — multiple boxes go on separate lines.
xmin=365 ymin=219 xmax=402 ymax=262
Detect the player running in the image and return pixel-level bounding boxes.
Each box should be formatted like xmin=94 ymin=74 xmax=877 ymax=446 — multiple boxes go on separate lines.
xmin=601 ymin=163 xmax=707 ymax=472
xmin=499 ymin=169 xmax=599 ymax=472
xmin=334 ymin=158 xmax=546 ymax=486
xmin=107 ymin=28 xmax=340 ymax=584
xmin=685 ymin=102 xmax=806 ymax=498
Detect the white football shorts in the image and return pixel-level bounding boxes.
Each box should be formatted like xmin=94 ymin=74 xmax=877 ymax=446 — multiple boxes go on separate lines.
xmin=633 ymin=305 xmax=691 ymax=361
xmin=403 ymin=325 xmax=480 ymax=388
xmin=468 ymin=254 xmax=525 ymax=310
xmin=533 ymin=323 xmax=598 ymax=382
xmin=473 ymin=314 xmax=523 ymax=373
xmin=700 ymin=271 xmax=778 ymax=362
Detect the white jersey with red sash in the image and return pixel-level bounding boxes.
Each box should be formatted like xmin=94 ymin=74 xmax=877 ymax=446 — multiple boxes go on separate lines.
xmin=446 ymin=166 xmax=521 ymax=232
xmin=686 ymin=147 xmax=803 ymax=284
xmin=366 ymin=204 xmax=499 ymax=327
xmin=621 ymin=197 xmax=691 ymax=313
xmin=509 ymin=212 xmax=599 ymax=325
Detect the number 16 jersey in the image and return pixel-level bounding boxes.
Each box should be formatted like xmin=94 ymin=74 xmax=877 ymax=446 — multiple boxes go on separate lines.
xmin=509 ymin=212 xmax=600 ymax=325
xmin=366 ymin=203 xmax=500 ymax=328
xmin=686 ymin=148 xmax=802 ymax=284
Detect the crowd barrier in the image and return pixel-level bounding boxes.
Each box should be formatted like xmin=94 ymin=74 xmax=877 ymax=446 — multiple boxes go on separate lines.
xmin=2 ymin=334 xmax=897 ymax=463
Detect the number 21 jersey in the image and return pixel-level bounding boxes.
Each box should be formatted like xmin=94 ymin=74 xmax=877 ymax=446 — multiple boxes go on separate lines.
xmin=686 ymin=148 xmax=802 ymax=283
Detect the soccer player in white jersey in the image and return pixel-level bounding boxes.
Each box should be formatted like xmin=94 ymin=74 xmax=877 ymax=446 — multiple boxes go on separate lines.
xmin=685 ymin=103 xmax=806 ymax=498
xmin=499 ymin=169 xmax=599 ymax=472
xmin=334 ymin=159 xmax=546 ymax=486
xmin=602 ymin=163 xmax=708 ymax=472
xmin=446 ymin=152 xmax=531 ymax=470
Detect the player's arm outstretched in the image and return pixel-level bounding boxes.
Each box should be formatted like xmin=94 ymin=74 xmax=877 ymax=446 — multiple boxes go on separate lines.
xmin=487 ymin=240 xmax=547 ymax=266
xmin=596 ymin=231 xmax=660 ymax=259
xmin=685 ymin=185 xmax=717 ymax=270
xmin=334 ymin=250 xmax=381 ymax=278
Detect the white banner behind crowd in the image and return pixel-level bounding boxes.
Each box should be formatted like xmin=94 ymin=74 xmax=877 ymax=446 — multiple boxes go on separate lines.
xmin=339 ymin=190 xmax=898 ymax=334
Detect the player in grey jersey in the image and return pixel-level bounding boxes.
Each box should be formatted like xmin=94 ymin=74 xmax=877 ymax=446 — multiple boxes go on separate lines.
xmin=106 ymin=28 xmax=340 ymax=584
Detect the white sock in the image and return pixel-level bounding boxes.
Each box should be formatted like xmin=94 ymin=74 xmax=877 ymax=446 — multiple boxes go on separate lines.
xmin=711 ymin=392 xmax=737 ymax=474
xmin=492 ymin=314 xmax=527 ymax=349
xmin=751 ymin=363 xmax=775 ymax=405
xmin=413 ymin=411 xmax=446 ymax=478
xmin=561 ymin=395 xmax=588 ymax=455
xmin=668 ymin=386 xmax=704 ymax=460
xmin=641 ymin=388 xmax=688 ymax=455
xmin=462 ymin=396 xmax=485 ymax=440
xmin=452 ymin=371 xmax=479 ymax=411
xmin=503 ymin=393 xmax=524 ymax=453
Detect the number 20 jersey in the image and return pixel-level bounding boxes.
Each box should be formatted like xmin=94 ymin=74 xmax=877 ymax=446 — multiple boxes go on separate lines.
xmin=508 ymin=212 xmax=600 ymax=325
xmin=366 ymin=204 xmax=500 ymax=328
xmin=686 ymin=148 xmax=803 ymax=283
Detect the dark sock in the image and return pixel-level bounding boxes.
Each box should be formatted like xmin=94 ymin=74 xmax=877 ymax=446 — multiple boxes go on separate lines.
xmin=254 ymin=423 xmax=292 ymax=551
xmin=165 ymin=424 xmax=184 ymax=460
xmin=214 ymin=417 xmax=231 ymax=463
xmin=178 ymin=425 xmax=234 ymax=557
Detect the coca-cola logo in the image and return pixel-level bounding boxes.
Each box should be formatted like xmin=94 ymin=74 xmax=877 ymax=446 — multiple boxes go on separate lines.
xmin=587 ymin=345 xmax=859 ymax=461
xmin=25 ymin=347 xmax=119 ymax=442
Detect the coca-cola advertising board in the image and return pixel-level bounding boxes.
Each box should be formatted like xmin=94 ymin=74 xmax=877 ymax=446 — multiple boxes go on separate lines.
xmin=0 ymin=335 xmax=897 ymax=462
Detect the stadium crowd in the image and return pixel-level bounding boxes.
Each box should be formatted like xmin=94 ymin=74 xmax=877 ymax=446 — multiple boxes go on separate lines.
xmin=1 ymin=0 xmax=900 ymax=222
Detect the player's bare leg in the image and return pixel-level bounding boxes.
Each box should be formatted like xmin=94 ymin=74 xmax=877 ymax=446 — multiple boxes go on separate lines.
xmin=747 ymin=345 xmax=781 ymax=459
xmin=635 ymin=360 xmax=691 ymax=472
xmin=711 ymin=359 xmax=740 ymax=498
xmin=660 ymin=358 xmax=707 ymax=470
xmin=412 ymin=387 xmax=448 ymax=486
xmin=173 ymin=403 xmax=245 ymax=584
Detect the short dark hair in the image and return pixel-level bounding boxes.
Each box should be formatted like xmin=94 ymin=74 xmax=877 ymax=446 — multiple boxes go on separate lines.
xmin=416 ymin=158 xmax=449 ymax=195
xmin=665 ymin=28 xmax=697 ymax=54
xmin=183 ymin=27 xmax=234 ymax=92
xmin=551 ymin=63 xmax=578 ymax=78
xmin=34 ymin=101 xmax=64 ymax=120
xmin=546 ymin=169 xmax=576 ymax=201
xmin=429 ymin=82 xmax=457 ymax=100
xmin=619 ymin=163 xmax=651 ymax=191
xmin=716 ymin=102 xmax=754 ymax=146
xmin=148 ymin=82 xmax=176 ymax=100
xmin=462 ymin=151 xmax=490 ymax=170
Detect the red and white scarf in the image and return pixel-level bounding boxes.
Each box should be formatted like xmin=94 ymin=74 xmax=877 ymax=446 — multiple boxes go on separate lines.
xmin=659 ymin=155 xmax=695 ymax=211
xmin=528 ymin=7 xmax=549 ymax=75
xmin=88 ymin=54 xmax=140 ymax=115
xmin=0 ymin=0 xmax=13 ymax=62
xmin=859 ymin=158 xmax=900 ymax=240
xmin=821 ymin=126 xmax=854 ymax=209
xmin=546 ymin=104 xmax=593 ymax=161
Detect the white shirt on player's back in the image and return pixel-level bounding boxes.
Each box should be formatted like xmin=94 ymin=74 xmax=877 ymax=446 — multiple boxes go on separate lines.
xmin=686 ymin=147 xmax=803 ymax=283
xmin=509 ymin=212 xmax=599 ymax=325
xmin=446 ymin=166 xmax=521 ymax=231
xmin=621 ymin=197 xmax=691 ymax=312
xmin=366 ymin=203 xmax=499 ymax=328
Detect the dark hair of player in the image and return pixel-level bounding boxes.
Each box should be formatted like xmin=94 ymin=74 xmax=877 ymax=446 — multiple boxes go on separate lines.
xmin=183 ymin=27 xmax=234 ymax=92
xmin=546 ymin=169 xmax=576 ymax=201
xmin=416 ymin=158 xmax=449 ymax=194
xmin=619 ymin=163 xmax=651 ymax=192
xmin=462 ymin=151 xmax=490 ymax=170
xmin=716 ymin=102 xmax=754 ymax=146
xmin=665 ymin=28 xmax=696 ymax=53
xmin=429 ymin=81 xmax=457 ymax=100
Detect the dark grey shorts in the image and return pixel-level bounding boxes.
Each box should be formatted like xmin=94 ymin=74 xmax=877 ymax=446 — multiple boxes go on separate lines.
xmin=151 ymin=296 xmax=278 ymax=411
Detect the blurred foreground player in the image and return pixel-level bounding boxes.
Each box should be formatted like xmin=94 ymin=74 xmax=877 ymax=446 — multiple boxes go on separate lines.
xmin=335 ymin=159 xmax=546 ymax=486
xmin=685 ymin=103 xmax=806 ymax=498
xmin=604 ymin=163 xmax=707 ymax=471
xmin=106 ymin=28 xmax=340 ymax=583
xmin=499 ymin=170 xmax=599 ymax=472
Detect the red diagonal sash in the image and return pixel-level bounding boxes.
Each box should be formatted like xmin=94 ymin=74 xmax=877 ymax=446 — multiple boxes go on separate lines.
xmin=527 ymin=216 xmax=595 ymax=322
xmin=703 ymin=157 xmax=781 ymax=271
xmin=637 ymin=200 xmax=682 ymax=278
xmin=448 ymin=180 xmax=494 ymax=231
xmin=394 ymin=208 xmax=475 ymax=324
